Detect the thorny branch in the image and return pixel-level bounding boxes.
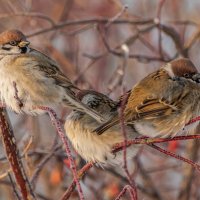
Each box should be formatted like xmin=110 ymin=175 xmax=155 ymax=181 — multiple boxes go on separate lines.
xmin=0 ymin=108 xmax=36 ymax=200
xmin=36 ymin=106 xmax=85 ymax=200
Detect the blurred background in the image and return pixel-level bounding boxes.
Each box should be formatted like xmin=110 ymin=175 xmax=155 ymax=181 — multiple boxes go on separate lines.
xmin=0 ymin=0 xmax=200 ymax=199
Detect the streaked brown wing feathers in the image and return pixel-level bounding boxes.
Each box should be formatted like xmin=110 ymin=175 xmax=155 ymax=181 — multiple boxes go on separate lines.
xmin=126 ymin=97 xmax=178 ymax=121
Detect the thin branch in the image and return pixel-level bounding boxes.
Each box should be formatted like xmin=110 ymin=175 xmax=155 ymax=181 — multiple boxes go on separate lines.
xmin=114 ymin=185 xmax=136 ymax=200
xmin=37 ymin=106 xmax=85 ymax=200
xmin=105 ymin=5 xmax=128 ymax=28
xmin=0 ymin=12 xmax=55 ymax=26
xmin=8 ymin=173 xmax=21 ymax=200
xmin=60 ymin=162 xmax=94 ymax=200
xmin=27 ymin=18 xmax=154 ymax=37
xmin=148 ymin=144 xmax=200 ymax=172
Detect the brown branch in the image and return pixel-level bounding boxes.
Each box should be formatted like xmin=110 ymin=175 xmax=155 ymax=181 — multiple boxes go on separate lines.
xmin=113 ymin=134 xmax=200 ymax=153
xmin=60 ymin=133 xmax=200 ymax=199
xmin=105 ymin=4 xmax=128 ymax=28
xmin=27 ymin=18 xmax=154 ymax=37
xmin=97 ymin=25 xmax=169 ymax=62
xmin=60 ymin=162 xmax=94 ymax=200
xmin=158 ymin=24 xmax=187 ymax=57
xmin=156 ymin=0 xmax=166 ymax=58
xmin=114 ymin=185 xmax=136 ymax=200
xmin=148 ymin=144 xmax=200 ymax=172
xmin=0 ymin=108 xmax=35 ymax=200
xmin=105 ymin=167 xmax=163 ymax=200
xmin=0 ymin=12 xmax=55 ymax=26
xmin=184 ymin=26 xmax=200 ymax=54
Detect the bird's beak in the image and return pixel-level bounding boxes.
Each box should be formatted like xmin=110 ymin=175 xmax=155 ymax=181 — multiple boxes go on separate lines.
xmin=192 ymin=73 xmax=200 ymax=83
xmin=18 ymin=40 xmax=30 ymax=47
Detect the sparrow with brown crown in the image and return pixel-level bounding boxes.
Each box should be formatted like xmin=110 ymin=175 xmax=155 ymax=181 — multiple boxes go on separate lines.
xmin=64 ymin=90 xmax=140 ymax=165
xmin=0 ymin=29 xmax=105 ymax=122
xmin=95 ymin=58 xmax=200 ymax=138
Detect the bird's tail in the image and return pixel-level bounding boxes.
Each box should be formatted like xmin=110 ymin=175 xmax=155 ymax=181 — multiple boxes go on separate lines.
xmin=64 ymin=92 xmax=106 ymax=123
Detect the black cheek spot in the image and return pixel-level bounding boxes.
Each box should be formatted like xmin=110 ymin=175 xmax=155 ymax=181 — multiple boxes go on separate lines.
xmin=20 ymin=47 xmax=28 ymax=54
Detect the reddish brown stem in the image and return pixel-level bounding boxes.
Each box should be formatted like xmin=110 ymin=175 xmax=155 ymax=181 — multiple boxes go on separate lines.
xmin=0 ymin=108 xmax=29 ymax=200
xmin=60 ymin=162 xmax=94 ymax=200
xmin=37 ymin=106 xmax=85 ymax=200
xmin=148 ymin=144 xmax=200 ymax=172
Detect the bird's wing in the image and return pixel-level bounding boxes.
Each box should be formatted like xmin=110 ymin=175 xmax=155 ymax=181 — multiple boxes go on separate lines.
xmin=30 ymin=49 xmax=78 ymax=90
xmin=26 ymin=50 xmax=107 ymax=123
xmin=95 ymin=97 xmax=178 ymax=135
xmin=130 ymin=97 xmax=178 ymax=120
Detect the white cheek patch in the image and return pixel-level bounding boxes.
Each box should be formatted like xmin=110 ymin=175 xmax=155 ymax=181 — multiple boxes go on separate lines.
xmin=25 ymin=47 xmax=30 ymax=53
xmin=164 ymin=63 xmax=175 ymax=78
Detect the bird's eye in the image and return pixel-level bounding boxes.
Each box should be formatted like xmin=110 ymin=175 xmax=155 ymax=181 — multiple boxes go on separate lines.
xmin=184 ymin=73 xmax=190 ymax=78
xmin=9 ymin=41 xmax=17 ymax=46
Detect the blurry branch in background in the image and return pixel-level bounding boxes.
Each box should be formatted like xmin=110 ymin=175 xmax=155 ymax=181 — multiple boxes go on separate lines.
xmin=2 ymin=10 xmax=196 ymax=67
xmin=60 ymin=162 xmax=94 ymax=200
xmin=30 ymin=142 xmax=60 ymax=188
xmin=8 ymin=173 xmax=21 ymax=200
xmin=0 ymin=12 xmax=55 ymax=26
xmin=178 ymin=123 xmax=200 ymax=200
xmin=114 ymin=185 xmax=136 ymax=200
xmin=0 ymin=10 xmax=199 ymax=64
xmin=156 ymin=0 xmax=166 ymax=58
xmin=26 ymin=17 xmax=154 ymax=38
xmin=105 ymin=4 xmax=128 ymax=28
xmin=136 ymin=160 xmax=163 ymax=200
xmin=148 ymin=144 xmax=200 ymax=172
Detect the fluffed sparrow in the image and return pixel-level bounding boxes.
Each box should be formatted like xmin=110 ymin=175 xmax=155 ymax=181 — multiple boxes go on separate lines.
xmin=64 ymin=90 xmax=140 ymax=165
xmin=95 ymin=58 xmax=200 ymax=137
xmin=0 ymin=29 xmax=105 ymax=122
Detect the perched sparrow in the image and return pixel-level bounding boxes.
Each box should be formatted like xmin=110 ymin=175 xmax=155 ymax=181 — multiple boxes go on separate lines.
xmin=64 ymin=90 xmax=140 ymax=165
xmin=95 ymin=58 xmax=200 ymax=137
xmin=0 ymin=29 xmax=105 ymax=122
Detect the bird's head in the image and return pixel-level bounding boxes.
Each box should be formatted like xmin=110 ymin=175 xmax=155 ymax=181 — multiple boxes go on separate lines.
xmin=164 ymin=58 xmax=200 ymax=83
xmin=0 ymin=29 xmax=30 ymax=55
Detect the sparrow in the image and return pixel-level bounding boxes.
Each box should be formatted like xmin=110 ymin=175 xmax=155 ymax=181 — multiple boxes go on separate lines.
xmin=0 ymin=29 xmax=105 ymax=122
xmin=64 ymin=90 xmax=140 ymax=165
xmin=95 ymin=58 xmax=200 ymax=138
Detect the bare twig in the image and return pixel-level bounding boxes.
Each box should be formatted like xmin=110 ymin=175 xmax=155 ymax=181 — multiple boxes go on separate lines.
xmin=27 ymin=18 xmax=154 ymax=37
xmin=156 ymin=0 xmax=166 ymax=58
xmin=0 ymin=12 xmax=55 ymax=26
xmin=114 ymin=185 xmax=136 ymax=200
xmin=37 ymin=106 xmax=84 ymax=200
xmin=105 ymin=5 xmax=128 ymax=28
xmin=148 ymin=144 xmax=200 ymax=172
xmin=60 ymin=162 xmax=94 ymax=200
xmin=30 ymin=144 xmax=60 ymax=187
xmin=8 ymin=173 xmax=21 ymax=200
xmin=137 ymin=160 xmax=163 ymax=200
